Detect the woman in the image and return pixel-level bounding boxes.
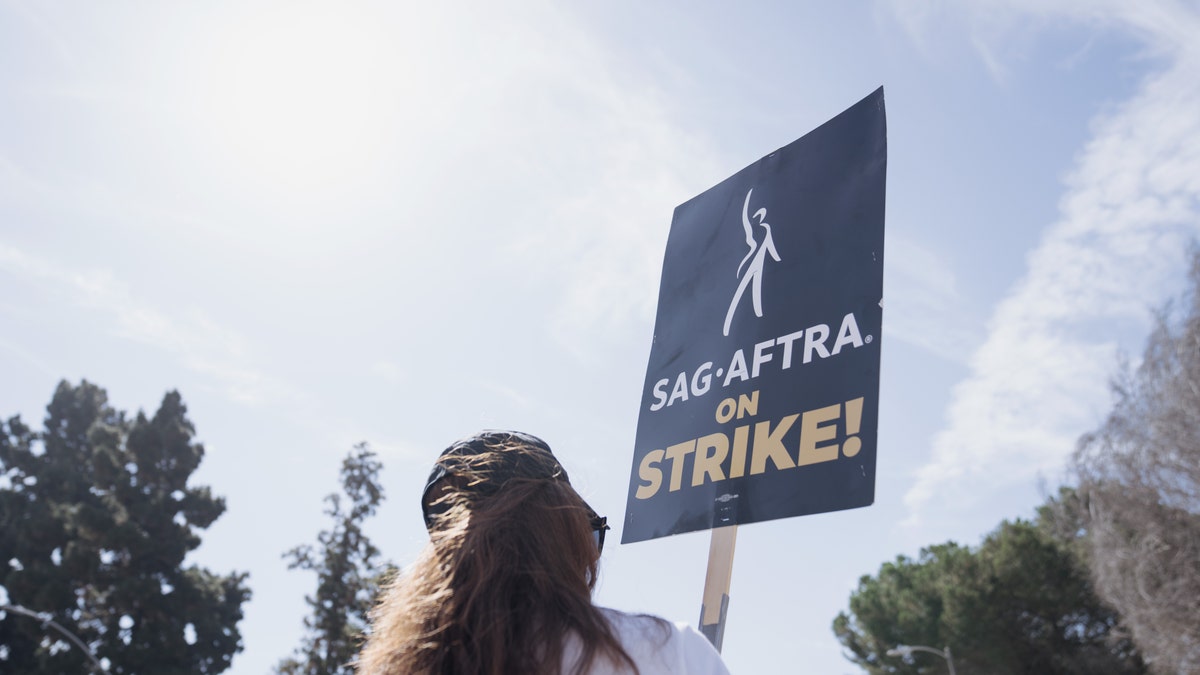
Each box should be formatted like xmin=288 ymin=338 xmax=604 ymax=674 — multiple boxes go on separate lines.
xmin=358 ymin=430 xmax=731 ymax=674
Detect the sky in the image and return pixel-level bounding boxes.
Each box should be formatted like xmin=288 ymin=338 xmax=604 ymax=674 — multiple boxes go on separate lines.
xmin=2 ymin=1 xmax=1199 ymax=673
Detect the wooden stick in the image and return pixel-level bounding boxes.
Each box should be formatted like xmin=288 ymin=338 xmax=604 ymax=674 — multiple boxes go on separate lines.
xmin=697 ymin=524 xmax=738 ymax=651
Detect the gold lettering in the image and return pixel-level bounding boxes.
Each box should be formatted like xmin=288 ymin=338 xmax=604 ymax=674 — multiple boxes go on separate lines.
xmin=665 ymin=440 xmax=697 ymax=492
xmin=797 ymin=403 xmax=840 ymax=466
xmin=750 ymin=414 xmax=798 ymax=475
xmin=715 ymin=397 xmax=737 ymax=424
xmin=692 ymin=433 xmax=730 ymax=486
xmin=730 ymin=425 xmax=750 ymax=479
xmin=736 ymin=390 xmax=759 ymax=419
xmin=635 ymin=449 xmax=666 ymax=499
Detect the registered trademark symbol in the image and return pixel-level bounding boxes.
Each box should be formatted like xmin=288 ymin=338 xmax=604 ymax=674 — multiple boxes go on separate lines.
xmin=865 ymin=335 xmax=873 ymax=344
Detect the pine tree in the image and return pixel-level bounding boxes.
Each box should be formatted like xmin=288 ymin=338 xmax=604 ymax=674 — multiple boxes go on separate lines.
xmin=0 ymin=380 xmax=250 ymax=674
xmin=276 ymin=443 xmax=392 ymax=675
xmin=833 ymin=502 xmax=1145 ymax=674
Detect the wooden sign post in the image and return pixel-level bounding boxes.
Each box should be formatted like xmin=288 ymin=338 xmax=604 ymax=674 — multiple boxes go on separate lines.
xmin=698 ymin=525 xmax=737 ymax=650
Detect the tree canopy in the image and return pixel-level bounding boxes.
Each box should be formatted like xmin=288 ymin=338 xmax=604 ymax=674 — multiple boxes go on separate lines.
xmin=275 ymin=443 xmax=392 ymax=675
xmin=1072 ymin=251 xmax=1200 ymax=673
xmin=833 ymin=501 xmax=1144 ymax=675
xmin=0 ymin=380 xmax=250 ymax=674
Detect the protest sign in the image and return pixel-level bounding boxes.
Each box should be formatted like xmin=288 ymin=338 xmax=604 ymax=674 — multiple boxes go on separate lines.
xmin=623 ymin=87 xmax=887 ymax=544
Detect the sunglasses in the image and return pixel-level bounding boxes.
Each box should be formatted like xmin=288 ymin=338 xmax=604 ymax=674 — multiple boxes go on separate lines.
xmin=590 ymin=514 xmax=610 ymax=554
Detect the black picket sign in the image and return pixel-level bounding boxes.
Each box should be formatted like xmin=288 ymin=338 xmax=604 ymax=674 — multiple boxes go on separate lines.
xmin=623 ymin=87 xmax=887 ymax=544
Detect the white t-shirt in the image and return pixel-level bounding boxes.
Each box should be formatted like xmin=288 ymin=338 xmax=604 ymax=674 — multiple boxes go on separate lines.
xmin=562 ymin=607 xmax=732 ymax=674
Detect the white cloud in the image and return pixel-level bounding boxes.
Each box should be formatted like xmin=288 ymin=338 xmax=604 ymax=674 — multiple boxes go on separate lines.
xmin=900 ymin=2 xmax=1200 ymax=523
xmin=370 ymin=361 xmax=405 ymax=385
xmin=478 ymin=380 xmax=535 ymax=410
xmin=0 ymin=154 xmax=54 ymax=205
xmin=884 ymin=235 xmax=984 ymax=362
xmin=334 ymin=433 xmax=422 ymax=463
xmin=0 ymin=333 xmax=58 ymax=378
xmin=1 ymin=1 xmax=79 ymax=71
xmin=0 ymin=241 xmax=287 ymax=406
xmin=375 ymin=3 xmax=726 ymax=358
xmin=888 ymin=0 xmax=1200 ymax=79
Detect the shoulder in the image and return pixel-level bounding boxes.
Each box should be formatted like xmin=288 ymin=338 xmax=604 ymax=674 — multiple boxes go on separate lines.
xmin=598 ymin=608 xmax=732 ymax=675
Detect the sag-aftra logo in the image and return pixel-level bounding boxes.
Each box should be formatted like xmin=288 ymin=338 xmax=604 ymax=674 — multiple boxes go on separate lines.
xmin=646 ymin=187 xmax=870 ymax=414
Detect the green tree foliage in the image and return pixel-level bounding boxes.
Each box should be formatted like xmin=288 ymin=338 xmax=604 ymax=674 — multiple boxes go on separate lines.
xmin=275 ymin=443 xmax=392 ymax=675
xmin=1072 ymin=251 xmax=1200 ymax=673
xmin=833 ymin=506 xmax=1144 ymax=674
xmin=0 ymin=380 xmax=250 ymax=674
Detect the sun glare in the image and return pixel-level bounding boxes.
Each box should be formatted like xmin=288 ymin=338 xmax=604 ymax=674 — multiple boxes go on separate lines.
xmin=198 ymin=6 xmax=403 ymax=197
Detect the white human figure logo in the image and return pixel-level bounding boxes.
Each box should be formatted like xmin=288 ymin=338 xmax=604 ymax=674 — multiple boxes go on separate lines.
xmin=723 ymin=188 xmax=781 ymax=337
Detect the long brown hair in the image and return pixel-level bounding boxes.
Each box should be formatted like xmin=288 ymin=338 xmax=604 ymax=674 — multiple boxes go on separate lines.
xmin=357 ymin=441 xmax=638 ymax=674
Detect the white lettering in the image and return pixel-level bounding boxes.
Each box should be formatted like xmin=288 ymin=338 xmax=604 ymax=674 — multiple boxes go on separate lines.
xmin=667 ymin=372 xmax=690 ymax=407
xmin=723 ymin=349 xmax=750 ymax=386
xmin=691 ymin=362 xmax=713 ymax=397
xmin=649 ymin=378 xmax=670 ymax=411
xmin=752 ymin=339 xmax=775 ymax=378
xmin=803 ymin=324 xmax=831 ymax=364
xmin=646 ymin=313 xmax=868 ymax=410
xmin=831 ymin=313 xmax=864 ymax=354
xmin=777 ymin=329 xmax=804 ymax=369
